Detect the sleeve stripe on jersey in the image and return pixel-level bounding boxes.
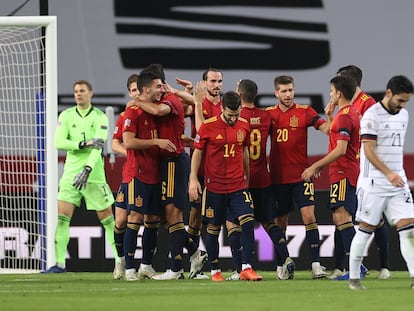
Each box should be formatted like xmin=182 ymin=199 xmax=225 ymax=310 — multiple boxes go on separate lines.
xmin=338 ymin=127 xmax=351 ymax=136
xmin=360 ymin=133 xmax=377 ymax=140
xmin=311 ymin=115 xmax=322 ymax=126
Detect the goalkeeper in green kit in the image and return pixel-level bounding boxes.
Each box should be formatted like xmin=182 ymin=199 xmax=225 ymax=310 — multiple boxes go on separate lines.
xmin=42 ymin=80 xmax=117 ymax=273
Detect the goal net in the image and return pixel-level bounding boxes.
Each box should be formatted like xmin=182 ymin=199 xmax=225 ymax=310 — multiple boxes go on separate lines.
xmin=0 ymin=16 xmax=57 ymax=273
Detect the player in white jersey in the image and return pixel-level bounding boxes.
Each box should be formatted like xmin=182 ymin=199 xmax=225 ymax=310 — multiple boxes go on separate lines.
xmin=348 ymin=75 xmax=414 ymax=290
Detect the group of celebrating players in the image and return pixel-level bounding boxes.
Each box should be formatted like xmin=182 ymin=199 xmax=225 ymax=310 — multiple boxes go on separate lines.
xmin=43 ymin=64 xmax=414 ymax=290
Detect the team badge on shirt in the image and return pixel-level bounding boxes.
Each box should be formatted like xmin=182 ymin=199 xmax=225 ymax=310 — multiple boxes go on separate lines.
xmin=290 ymin=115 xmax=298 ymax=128
xmin=237 ymin=130 xmax=244 ymax=142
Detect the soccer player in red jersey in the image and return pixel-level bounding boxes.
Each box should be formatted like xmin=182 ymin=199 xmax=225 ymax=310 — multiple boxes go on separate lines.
xmin=337 ymin=65 xmax=376 ymax=115
xmin=112 ymin=74 xmax=139 ymax=279
xmin=336 ymin=65 xmax=390 ymax=279
xmin=172 ymin=69 xmax=224 ymax=267
xmin=121 ymin=70 xmax=176 ymax=281
xmin=135 ymin=65 xmax=207 ymax=280
xmin=193 ymin=72 xmax=248 ymax=280
xmin=267 ymin=75 xmax=329 ymax=279
xmin=238 ymin=79 xmax=293 ymax=280
xmin=189 ymin=91 xmax=262 ymax=282
xmin=302 ymin=76 xmax=360 ymax=279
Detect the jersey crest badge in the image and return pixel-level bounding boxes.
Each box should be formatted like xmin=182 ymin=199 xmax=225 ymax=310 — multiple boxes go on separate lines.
xmin=290 ymin=115 xmax=298 ymax=128
xmin=237 ymin=130 xmax=244 ymax=142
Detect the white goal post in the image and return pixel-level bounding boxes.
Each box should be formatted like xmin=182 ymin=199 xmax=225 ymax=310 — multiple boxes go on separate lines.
xmin=0 ymin=16 xmax=57 ymax=273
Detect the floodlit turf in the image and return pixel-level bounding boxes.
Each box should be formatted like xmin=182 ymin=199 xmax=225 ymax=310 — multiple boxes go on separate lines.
xmin=0 ymin=271 xmax=412 ymax=311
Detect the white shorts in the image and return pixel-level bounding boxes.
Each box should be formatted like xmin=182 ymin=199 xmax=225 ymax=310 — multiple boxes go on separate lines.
xmin=356 ymin=188 xmax=414 ymax=226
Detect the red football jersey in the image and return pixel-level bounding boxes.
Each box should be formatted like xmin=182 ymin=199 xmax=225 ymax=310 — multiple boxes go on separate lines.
xmin=202 ymin=97 xmax=222 ymax=120
xmin=194 ymin=115 xmax=249 ymax=193
xmin=240 ymin=106 xmax=271 ymax=188
xmin=267 ymin=103 xmax=326 ymax=184
xmin=112 ymin=111 xmax=125 ymax=141
xmin=194 ymin=97 xmax=223 ymax=176
xmin=189 ymin=97 xmax=222 ymax=139
xmin=352 ymin=91 xmax=376 ymax=116
xmin=122 ymin=105 xmax=160 ymax=184
xmin=328 ymin=105 xmax=360 ymax=186
xmin=157 ymin=93 xmax=186 ymax=158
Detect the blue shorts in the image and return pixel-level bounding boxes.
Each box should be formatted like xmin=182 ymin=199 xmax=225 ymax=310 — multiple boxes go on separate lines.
xmin=202 ymin=188 xmax=254 ymax=226
xmin=272 ymin=181 xmax=315 ymax=217
xmin=249 ymin=186 xmax=276 ymax=223
xmin=114 ymin=182 xmax=127 ymax=210
xmin=329 ymin=178 xmax=356 ymax=216
xmin=126 ymin=177 xmax=161 ymax=216
xmin=160 ymin=152 xmax=190 ymax=210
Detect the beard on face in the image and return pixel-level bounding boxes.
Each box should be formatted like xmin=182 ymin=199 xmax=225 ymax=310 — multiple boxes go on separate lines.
xmin=207 ymin=88 xmax=221 ymax=97
xmin=223 ymin=114 xmax=237 ymax=126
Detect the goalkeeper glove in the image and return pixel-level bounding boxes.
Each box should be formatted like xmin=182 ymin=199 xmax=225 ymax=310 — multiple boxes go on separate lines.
xmin=72 ymin=166 xmax=92 ymax=190
xmin=79 ymin=138 xmax=104 ymax=149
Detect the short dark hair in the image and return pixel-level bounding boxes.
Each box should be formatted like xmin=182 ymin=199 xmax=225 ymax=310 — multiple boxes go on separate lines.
xmin=330 ymin=76 xmax=356 ymax=101
xmin=145 ymin=63 xmax=165 ymax=83
xmin=386 ymin=75 xmax=414 ymax=95
xmin=73 ymin=80 xmax=92 ymax=91
xmin=336 ymin=65 xmax=363 ymax=86
xmin=137 ymin=69 xmax=162 ymax=92
xmin=238 ymin=79 xmax=258 ymax=103
xmin=127 ymin=74 xmax=139 ymax=91
xmin=202 ymin=67 xmax=222 ymax=81
xmin=274 ymin=75 xmax=294 ymax=90
xmin=222 ymin=91 xmax=241 ymax=111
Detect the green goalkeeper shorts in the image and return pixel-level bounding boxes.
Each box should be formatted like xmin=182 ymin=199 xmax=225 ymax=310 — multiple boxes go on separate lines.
xmin=58 ymin=179 xmax=115 ymax=211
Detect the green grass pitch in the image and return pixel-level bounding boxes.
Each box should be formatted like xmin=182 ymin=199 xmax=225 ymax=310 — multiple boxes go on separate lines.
xmin=0 ymin=271 xmax=412 ymax=311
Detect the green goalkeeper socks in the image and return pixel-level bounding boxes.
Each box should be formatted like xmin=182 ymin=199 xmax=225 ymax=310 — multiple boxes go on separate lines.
xmin=55 ymin=214 xmax=71 ymax=266
xmin=101 ymin=215 xmax=117 ymax=257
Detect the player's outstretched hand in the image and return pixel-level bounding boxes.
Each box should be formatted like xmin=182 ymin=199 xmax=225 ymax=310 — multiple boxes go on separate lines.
xmin=176 ymin=77 xmax=193 ymax=93
xmin=193 ymin=81 xmax=206 ymax=105
xmin=79 ymin=138 xmax=104 ymax=149
xmin=72 ymin=166 xmax=92 ymax=190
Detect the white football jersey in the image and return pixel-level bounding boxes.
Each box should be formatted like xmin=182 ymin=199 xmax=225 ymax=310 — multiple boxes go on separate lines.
xmin=357 ymin=102 xmax=409 ymax=194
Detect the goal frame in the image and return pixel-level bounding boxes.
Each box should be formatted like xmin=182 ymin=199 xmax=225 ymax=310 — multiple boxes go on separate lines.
xmin=0 ymin=16 xmax=58 ymax=272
